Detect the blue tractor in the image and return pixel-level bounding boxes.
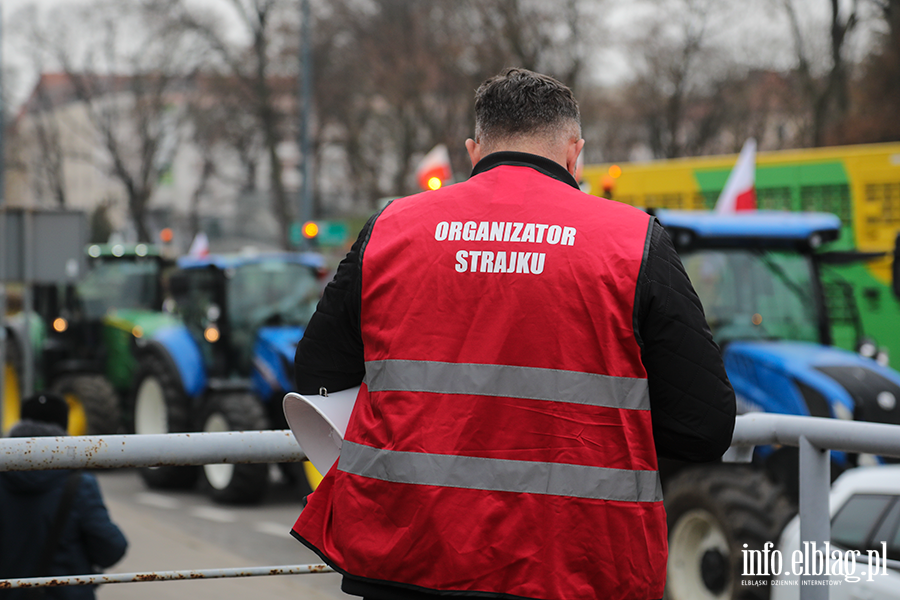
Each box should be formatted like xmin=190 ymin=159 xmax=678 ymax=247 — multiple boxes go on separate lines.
xmin=129 ymin=251 xmax=327 ymax=504
xmin=654 ymin=210 xmax=900 ymax=600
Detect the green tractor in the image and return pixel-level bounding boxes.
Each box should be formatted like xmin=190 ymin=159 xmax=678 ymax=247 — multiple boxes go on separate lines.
xmin=2 ymin=242 xmax=173 ymax=435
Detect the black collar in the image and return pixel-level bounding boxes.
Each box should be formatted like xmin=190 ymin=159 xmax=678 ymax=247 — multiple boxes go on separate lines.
xmin=470 ymin=151 xmax=580 ymax=190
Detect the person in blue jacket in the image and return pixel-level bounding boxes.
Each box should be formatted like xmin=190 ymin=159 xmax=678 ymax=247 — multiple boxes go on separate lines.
xmin=0 ymin=393 xmax=128 ymax=599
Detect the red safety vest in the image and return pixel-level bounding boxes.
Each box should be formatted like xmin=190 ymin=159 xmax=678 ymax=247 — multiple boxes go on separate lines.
xmin=293 ymin=162 xmax=666 ymax=600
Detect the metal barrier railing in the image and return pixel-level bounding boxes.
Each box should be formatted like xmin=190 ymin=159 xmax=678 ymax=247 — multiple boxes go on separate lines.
xmin=0 ymin=564 xmax=333 ymax=591
xmin=0 ymin=429 xmax=306 ymax=471
xmin=0 ymin=429 xmax=337 ymax=590
xmin=2 ymin=414 xmax=900 ymax=598
xmin=728 ymin=413 xmax=900 ymax=600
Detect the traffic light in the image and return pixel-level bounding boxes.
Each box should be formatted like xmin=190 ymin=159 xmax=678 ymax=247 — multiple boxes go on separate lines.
xmin=291 ymin=220 xmax=349 ymax=247
xmin=416 ymin=144 xmax=453 ymax=191
xmin=601 ymin=175 xmax=615 ymax=198
xmin=302 ymin=221 xmax=320 ymax=239
xmin=601 ymin=164 xmax=622 ymax=199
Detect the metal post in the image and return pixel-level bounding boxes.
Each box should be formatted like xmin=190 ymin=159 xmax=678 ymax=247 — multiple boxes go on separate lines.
xmin=0 ymin=6 xmax=5 ymax=205
xmin=798 ymin=435 xmax=831 ymax=600
xmin=298 ymin=0 xmax=313 ymax=236
xmin=22 ymin=210 xmax=34 ymax=397
xmin=0 ymin=210 xmax=6 ymax=435
xmin=0 ymin=3 xmax=6 ymax=433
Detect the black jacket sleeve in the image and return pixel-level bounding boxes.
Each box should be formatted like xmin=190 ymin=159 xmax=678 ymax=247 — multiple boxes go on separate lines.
xmin=77 ymin=473 xmax=128 ymax=569
xmin=637 ymin=219 xmax=736 ymax=462
xmin=293 ymin=214 xmax=376 ymax=395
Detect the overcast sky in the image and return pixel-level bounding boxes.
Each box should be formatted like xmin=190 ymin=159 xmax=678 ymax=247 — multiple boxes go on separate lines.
xmin=1 ymin=0 xmax=90 ymax=105
xmin=1 ymin=0 xmax=244 ymax=107
xmin=4 ymin=0 xmax=37 ymax=104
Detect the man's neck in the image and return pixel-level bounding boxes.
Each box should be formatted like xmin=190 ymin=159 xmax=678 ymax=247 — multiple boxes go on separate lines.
xmin=483 ymin=143 xmax=567 ymax=171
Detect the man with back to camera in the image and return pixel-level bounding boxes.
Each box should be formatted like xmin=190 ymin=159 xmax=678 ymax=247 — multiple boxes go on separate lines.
xmin=289 ymin=68 xmax=736 ymax=600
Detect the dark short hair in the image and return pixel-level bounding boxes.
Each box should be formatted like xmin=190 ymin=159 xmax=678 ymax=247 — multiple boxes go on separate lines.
xmin=473 ymin=68 xmax=580 ymax=146
xmin=9 ymin=420 xmax=68 ymax=438
xmin=21 ymin=392 xmax=70 ymax=431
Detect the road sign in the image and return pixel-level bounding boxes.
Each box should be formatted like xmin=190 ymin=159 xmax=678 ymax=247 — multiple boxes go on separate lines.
xmin=291 ymin=220 xmax=349 ymax=247
xmin=2 ymin=208 xmax=87 ymax=283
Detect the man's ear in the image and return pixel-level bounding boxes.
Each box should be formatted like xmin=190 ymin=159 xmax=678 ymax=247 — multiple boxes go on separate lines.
xmin=566 ymin=138 xmax=586 ymax=177
xmin=466 ymin=138 xmax=482 ymax=167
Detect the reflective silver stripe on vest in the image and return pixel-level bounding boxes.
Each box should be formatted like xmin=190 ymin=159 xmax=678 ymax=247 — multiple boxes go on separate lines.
xmin=339 ymin=441 xmax=663 ymax=503
xmin=365 ymin=359 xmax=649 ymax=411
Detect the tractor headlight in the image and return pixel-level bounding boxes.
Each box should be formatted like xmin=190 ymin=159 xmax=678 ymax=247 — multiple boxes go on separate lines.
xmin=857 ymin=338 xmax=878 ymax=359
xmin=204 ymin=325 xmax=220 ymax=343
xmin=832 ymin=401 xmax=854 ymax=421
xmin=858 ymin=453 xmax=880 ymax=467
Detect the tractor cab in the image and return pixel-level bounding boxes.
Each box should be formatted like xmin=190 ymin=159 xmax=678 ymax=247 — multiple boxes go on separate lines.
xmin=168 ymin=252 xmax=325 ymax=381
xmin=8 ymin=242 xmax=172 ymax=436
xmin=78 ymin=243 xmax=168 ymax=317
xmin=130 ymin=250 xmax=328 ymax=503
xmin=657 ymin=210 xmax=841 ymax=349
xmin=656 ymin=210 xmax=900 ymax=600
xmin=36 ymin=243 xmax=167 ymax=363
xmin=656 ymin=209 xmax=900 ymax=468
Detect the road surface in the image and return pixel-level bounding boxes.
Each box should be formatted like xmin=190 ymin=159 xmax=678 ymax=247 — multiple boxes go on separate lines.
xmin=94 ymin=468 xmax=346 ymax=600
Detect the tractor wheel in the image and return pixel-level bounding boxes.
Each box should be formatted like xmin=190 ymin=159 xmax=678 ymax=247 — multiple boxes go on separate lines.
xmin=3 ymin=336 xmax=23 ymax=435
xmin=132 ymin=352 xmax=199 ymax=489
xmin=50 ymin=374 xmax=120 ymax=435
xmin=664 ymin=466 xmax=795 ymax=600
xmin=200 ymin=390 xmax=270 ymax=505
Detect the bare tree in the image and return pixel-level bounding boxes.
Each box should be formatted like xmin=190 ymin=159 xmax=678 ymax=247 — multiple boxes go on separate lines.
xmin=12 ymin=5 xmax=71 ymax=208
xmin=1 ymin=62 xmax=30 ymax=207
xmin=312 ymin=0 xmax=599 ymax=210
xmin=781 ymin=0 xmax=860 ymax=146
xmin=183 ymin=103 xmax=218 ymax=239
xmin=26 ymin=76 xmax=68 ymax=207
xmin=464 ymin=0 xmax=596 ymax=92
xmin=306 ymin=1 xmax=471 ymax=206
xmin=18 ymin=0 xmax=203 ymax=241
xmin=619 ymin=0 xmax=737 ymax=158
xmin=147 ymin=0 xmax=301 ymax=249
xmin=177 ymin=73 xmax=269 ymax=241
xmin=838 ymin=0 xmax=900 ymax=142
xmin=138 ymin=0 xmax=602 ymax=221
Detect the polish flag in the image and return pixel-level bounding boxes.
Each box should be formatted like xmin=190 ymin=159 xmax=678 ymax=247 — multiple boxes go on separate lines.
xmin=416 ymin=144 xmax=453 ymax=191
xmin=715 ymin=138 xmax=757 ymax=213
xmin=188 ymin=232 xmax=210 ymax=258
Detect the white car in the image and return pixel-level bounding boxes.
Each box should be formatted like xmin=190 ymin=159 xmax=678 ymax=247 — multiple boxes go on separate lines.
xmin=771 ymin=465 xmax=900 ymax=600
